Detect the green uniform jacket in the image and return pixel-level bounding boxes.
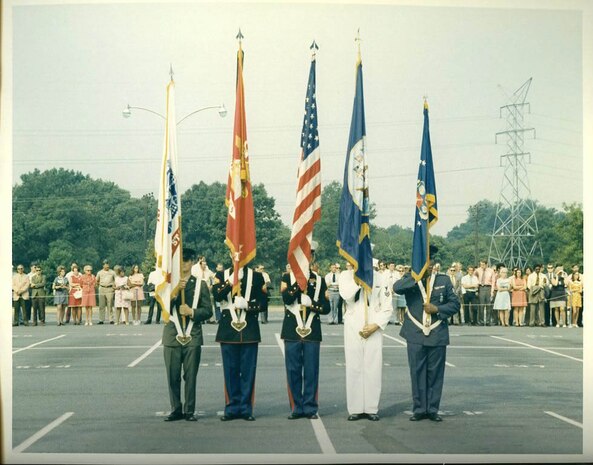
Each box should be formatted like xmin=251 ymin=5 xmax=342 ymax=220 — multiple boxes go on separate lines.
xmin=280 ymin=271 xmax=330 ymax=342
xmin=212 ymin=268 xmax=265 ymax=344
xmin=162 ymin=276 xmax=213 ymax=348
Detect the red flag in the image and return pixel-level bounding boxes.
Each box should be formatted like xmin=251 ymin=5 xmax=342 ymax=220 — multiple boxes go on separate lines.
xmin=287 ymin=54 xmax=321 ymax=291
xmin=225 ymin=43 xmax=256 ymax=295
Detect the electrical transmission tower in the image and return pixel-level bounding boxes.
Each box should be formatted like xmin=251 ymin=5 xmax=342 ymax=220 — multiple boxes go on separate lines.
xmin=488 ymin=78 xmax=543 ymax=269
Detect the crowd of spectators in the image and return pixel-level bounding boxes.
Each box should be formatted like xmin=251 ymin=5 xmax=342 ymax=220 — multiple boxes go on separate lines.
xmin=11 ymin=257 xmax=584 ymax=329
xmin=318 ymin=259 xmax=584 ymax=329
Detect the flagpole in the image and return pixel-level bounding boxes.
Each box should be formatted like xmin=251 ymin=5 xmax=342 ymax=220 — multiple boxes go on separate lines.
xmin=170 ymin=71 xmax=188 ymax=335
xmin=358 ymin=29 xmax=368 ymax=332
xmin=235 ymin=28 xmax=243 ymax=300
xmin=423 ymin=96 xmax=432 ymax=324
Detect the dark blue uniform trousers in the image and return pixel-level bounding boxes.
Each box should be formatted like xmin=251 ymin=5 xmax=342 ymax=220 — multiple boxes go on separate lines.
xmin=221 ymin=342 xmax=258 ymax=417
xmin=406 ymin=342 xmax=447 ymax=415
xmin=284 ymin=340 xmax=320 ymax=416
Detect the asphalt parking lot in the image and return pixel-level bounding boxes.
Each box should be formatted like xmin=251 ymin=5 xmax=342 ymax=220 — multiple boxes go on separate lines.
xmin=7 ymin=306 xmax=585 ymax=463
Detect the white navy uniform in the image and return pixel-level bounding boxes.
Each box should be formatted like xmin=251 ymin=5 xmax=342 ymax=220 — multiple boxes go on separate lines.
xmin=340 ymin=270 xmax=393 ymax=415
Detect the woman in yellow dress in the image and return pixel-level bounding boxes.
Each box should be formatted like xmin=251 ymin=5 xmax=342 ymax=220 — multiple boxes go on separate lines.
xmin=568 ymin=272 xmax=583 ymax=328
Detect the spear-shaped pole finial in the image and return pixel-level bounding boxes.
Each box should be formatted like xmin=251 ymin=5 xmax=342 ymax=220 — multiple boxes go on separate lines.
xmin=169 ymin=64 xmax=174 ymax=81
xmin=236 ymin=28 xmax=244 ymax=47
xmin=310 ymin=40 xmax=319 ymax=59
xmin=355 ymin=28 xmax=362 ymax=62
xmin=423 ymin=95 xmax=429 ymax=110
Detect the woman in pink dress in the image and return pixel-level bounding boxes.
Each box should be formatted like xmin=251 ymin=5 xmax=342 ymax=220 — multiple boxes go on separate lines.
xmin=81 ymin=265 xmax=97 ymax=326
xmin=68 ymin=265 xmax=83 ymax=325
xmin=128 ymin=264 xmax=145 ymax=325
xmin=510 ymin=268 xmax=527 ymax=327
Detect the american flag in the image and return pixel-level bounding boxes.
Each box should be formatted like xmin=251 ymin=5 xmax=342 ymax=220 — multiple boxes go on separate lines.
xmin=287 ymin=47 xmax=321 ymax=291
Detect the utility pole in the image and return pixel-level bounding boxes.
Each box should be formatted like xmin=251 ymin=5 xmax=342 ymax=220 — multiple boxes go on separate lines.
xmin=488 ymin=78 xmax=543 ymax=269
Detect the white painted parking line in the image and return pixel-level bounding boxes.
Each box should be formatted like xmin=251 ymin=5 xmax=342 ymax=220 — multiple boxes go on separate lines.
xmin=544 ymin=411 xmax=582 ymax=429
xmin=128 ymin=339 xmax=162 ymax=367
xmin=24 ymin=346 xmax=159 ymax=350
xmin=12 ymin=335 xmax=66 ymax=354
xmin=490 ymin=336 xmax=583 ymax=362
xmin=382 ymin=333 xmax=407 ymax=346
xmin=13 ymin=412 xmax=74 ymax=453
xmin=274 ymin=333 xmax=337 ymax=454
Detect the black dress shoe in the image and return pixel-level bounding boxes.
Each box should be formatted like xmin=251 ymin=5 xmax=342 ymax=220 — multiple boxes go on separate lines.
xmin=288 ymin=413 xmax=303 ymax=420
xmin=185 ymin=413 xmax=198 ymax=421
xmin=428 ymin=413 xmax=442 ymax=422
xmin=409 ymin=413 xmax=427 ymax=421
xmin=220 ymin=415 xmax=237 ymax=421
xmin=306 ymin=414 xmax=318 ymax=419
xmin=347 ymin=413 xmax=365 ymax=421
xmin=367 ymin=414 xmax=380 ymax=421
xmin=243 ymin=415 xmax=256 ymax=421
xmin=164 ymin=411 xmax=184 ymax=422
xmin=98 ymin=321 xmax=104 ymax=325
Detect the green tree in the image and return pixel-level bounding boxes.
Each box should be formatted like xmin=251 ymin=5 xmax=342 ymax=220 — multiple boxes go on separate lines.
xmin=314 ymin=181 xmax=343 ymax=271
xmin=12 ymin=168 xmax=145 ymax=269
xmin=551 ymin=203 xmax=583 ymax=268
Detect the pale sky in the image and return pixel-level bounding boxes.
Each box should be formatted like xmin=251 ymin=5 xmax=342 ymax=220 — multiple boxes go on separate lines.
xmin=7 ymin=0 xmax=585 ymax=236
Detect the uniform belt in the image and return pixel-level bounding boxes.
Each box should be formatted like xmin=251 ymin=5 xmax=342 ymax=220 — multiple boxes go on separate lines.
xmin=100 ymin=285 xmax=113 ymax=288
xmin=479 ymin=285 xmax=491 ymax=287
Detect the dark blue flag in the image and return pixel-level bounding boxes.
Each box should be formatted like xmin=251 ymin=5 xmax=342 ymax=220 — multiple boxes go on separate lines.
xmin=337 ymin=57 xmax=373 ymax=292
xmin=411 ymin=102 xmax=438 ymax=282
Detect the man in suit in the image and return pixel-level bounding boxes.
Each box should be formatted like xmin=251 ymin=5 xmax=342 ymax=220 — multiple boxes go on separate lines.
xmin=394 ymin=247 xmax=460 ymax=422
xmin=212 ymin=263 xmax=267 ymax=421
xmin=12 ymin=264 xmax=30 ymax=326
xmin=162 ymin=248 xmax=213 ymax=422
xmin=256 ymin=264 xmax=272 ymax=324
xmin=145 ymin=264 xmax=162 ymax=324
xmin=474 ymin=260 xmax=496 ymax=326
xmin=30 ymin=265 xmax=47 ymax=326
xmin=280 ymin=250 xmax=330 ymax=420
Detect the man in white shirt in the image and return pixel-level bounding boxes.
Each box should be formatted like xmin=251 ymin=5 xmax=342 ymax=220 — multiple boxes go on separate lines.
xmin=461 ymin=266 xmax=479 ymax=325
xmin=324 ymin=264 xmax=340 ymax=325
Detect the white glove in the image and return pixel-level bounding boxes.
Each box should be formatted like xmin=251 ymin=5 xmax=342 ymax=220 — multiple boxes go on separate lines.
xmin=234 ymin=296 xmax=248 ymax=309
xmin=300 ymin=294 xmax=312 ymax=307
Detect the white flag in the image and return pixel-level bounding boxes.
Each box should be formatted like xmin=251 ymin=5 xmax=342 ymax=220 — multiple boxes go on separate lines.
xmin=154 ymin=80 xmax=182 ymax=322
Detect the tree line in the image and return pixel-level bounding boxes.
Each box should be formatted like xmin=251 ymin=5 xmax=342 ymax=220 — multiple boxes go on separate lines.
xmin=12 ymin=168 xmax=583 ymax=288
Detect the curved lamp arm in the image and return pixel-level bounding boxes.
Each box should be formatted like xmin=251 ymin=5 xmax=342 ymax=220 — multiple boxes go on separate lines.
xmin=176 ymin=104 xmax=227 ymax=125
xmin=122 ymin=104 xmax=165 ymax=120
xmin=123 ymin=103 xmax=226 ymax=125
